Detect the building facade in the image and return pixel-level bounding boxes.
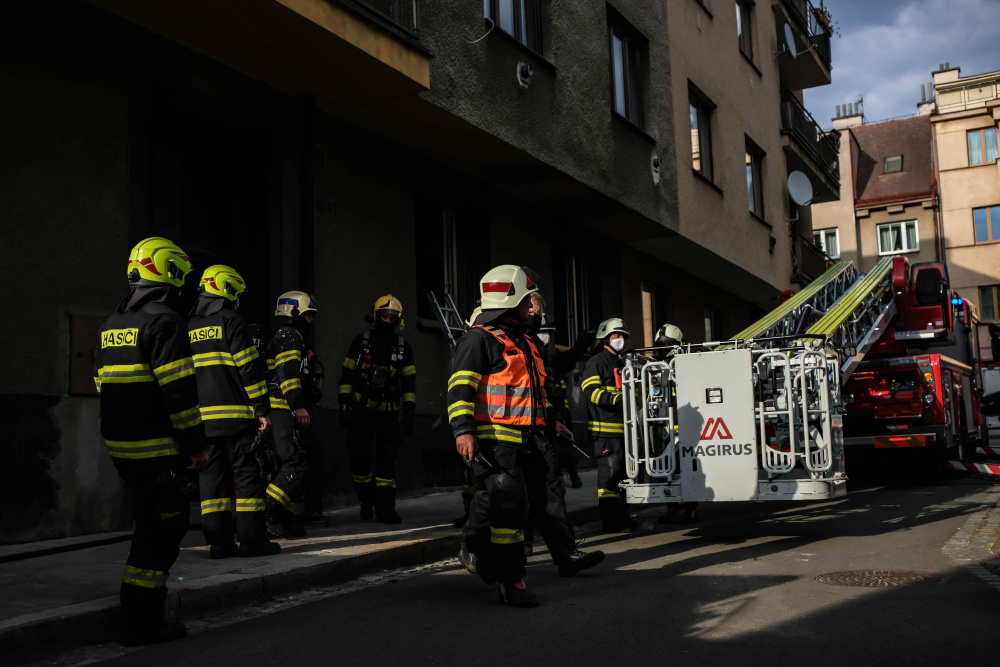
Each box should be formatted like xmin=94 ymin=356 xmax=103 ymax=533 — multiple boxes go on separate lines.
xmin=0 ymin=0 xmax=838 ymax=543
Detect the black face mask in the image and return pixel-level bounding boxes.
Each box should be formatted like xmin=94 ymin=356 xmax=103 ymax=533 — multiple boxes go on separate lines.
xmin=375 ymin=316 xmax=397 ymax=332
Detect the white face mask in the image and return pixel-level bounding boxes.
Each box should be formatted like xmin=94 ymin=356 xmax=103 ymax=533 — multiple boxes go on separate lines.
xmin=611 ymin=337 xmax=625 ymax=352
xmin=536 ymin=332 xmax=551 ymax=346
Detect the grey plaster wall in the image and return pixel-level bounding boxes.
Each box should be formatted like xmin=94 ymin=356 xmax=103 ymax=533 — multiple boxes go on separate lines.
xmin=418 ymin=0 xmax=678 ymax=234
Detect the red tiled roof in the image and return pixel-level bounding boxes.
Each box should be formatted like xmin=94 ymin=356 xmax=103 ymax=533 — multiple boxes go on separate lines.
xmin=852 ymin=115 xmax=934 ymax=206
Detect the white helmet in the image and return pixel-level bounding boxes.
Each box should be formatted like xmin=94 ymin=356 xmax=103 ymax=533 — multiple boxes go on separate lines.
xmin=596 ymin=317 xmax=629 ymax=340
xmin=479 ymin=265 xmax=540 ymax=311
xmin=275 ymin=291 xmax=318 ymax=318
xmin=655 ymin=323 xmax=685 ymax=346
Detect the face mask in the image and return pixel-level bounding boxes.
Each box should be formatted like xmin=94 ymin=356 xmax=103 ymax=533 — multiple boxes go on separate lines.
xmin=611 ymin=337 xmax=625 ymax=352
xmin=536 ymin=332 xmax=551 ymax=346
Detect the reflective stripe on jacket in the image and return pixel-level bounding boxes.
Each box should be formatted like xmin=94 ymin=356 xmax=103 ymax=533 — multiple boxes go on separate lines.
xmin=582 ymin=347 xmax=624 ymax=440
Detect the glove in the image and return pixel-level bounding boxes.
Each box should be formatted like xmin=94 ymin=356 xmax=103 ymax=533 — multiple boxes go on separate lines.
xmin=339 ymin=400 xmax=355 ymax=430
xmin=572 ymin=328 xmax=598 ymax=355
xmin=400 ymin=406 xmax=415 ymax=436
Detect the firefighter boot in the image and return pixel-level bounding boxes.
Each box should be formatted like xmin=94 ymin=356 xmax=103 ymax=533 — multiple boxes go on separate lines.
xmin=265 ymin=497 xmax=306 ymax=539
xmin=239 ymin=540 xmax=282 ymax=557
xmin=557 ymin=549 xmax=606 ymax=577
xmin=567 ymin=468 xmax=583 ymax=489
xmin=497 ymin=580 xmax=539 ymax=608
xmin=458 ymin=542 xmax=478 ymax=575
xmin=375 ymin=480 xmax=401 ymax=524
xmin=209 ymin=542 xmax=239 ymax=560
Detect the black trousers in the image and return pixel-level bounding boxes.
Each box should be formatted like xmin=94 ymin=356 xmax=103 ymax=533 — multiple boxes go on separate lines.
xmin=347 ymin=409 xmax=401 ymax=512
xmin=114 ymin=459 xmax=189 ymax=633
xmin=199 ymin=427 xmax=267 ymax=545
xmin=595 ymin=437 xmax=630 ymax=528
xmin=265 ymin=409 xmax=310 ymax=522
xmin=463 ymin=431 xmax=575 ymax=584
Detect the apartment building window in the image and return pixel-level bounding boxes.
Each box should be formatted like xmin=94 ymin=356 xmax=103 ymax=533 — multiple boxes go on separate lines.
xmin=981 ymin=285 xmax=1000 ymax=322
xmin=884 ymin=155 xmax=903 ymax=173
xmin=813 ymin=228 xmax=840 ymax=259
xmin=877 ymin=221 xmax=919 ymax=255
xmin=968 ymin=128 xmax=998 ymax=166
xmin=735 ymin=0 xmax=753 ymax=59
xmin=689 ymin=85 xmax=715 ymax=180
xmin=974 ymin=205 xmax=1000 ymax=243
xmin=484 ymin=0 xmax=542 ymax=53
xmin=704 ymin=307 xmax=716 ymax=342
xmin=552 ymin=250 xmax=600 ymax=347
xmin=745 ymin=138 xmax=764 ymax=217
xmin=641 ymin=284 xmax=656 ymax=347
xmin=608 ymin=11 xmax=646 ymax=129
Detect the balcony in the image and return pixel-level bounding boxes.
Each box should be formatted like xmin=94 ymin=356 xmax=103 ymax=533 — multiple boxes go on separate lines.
xmin=775 ymin=0 xmax=833 ymax=90
xmin=792 ymin=234 xmax=832 ymax=284
xmin=780 ymin=94 xmax=840 ymax=204
xmin=352 ymin=0 xmax=420 ymax=37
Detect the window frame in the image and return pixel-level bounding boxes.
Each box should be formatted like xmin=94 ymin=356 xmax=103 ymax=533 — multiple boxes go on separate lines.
xmin=883 ymin=155 xmax=903 ymax=173
xmin=980 ymin=285 xmax=1000 ymax=323
xmin=968 ymin=127 xmax=999 ymax=166
xmin=812 ymin=227 xmax=840 ymax=259
xmin=745 ymin=136 xmax=765 ymax=219
xmin=876 ymin=220 xmax=920 ymax=256
xmin=704 ymin=307 xmax=716 ymax=343
xmin=608 ymin=11 xmax=646 ymax=130
xmin=641 ymin=283 xmax=656 ymax=348
xmin=484 ymin=0 xmax=543 ymax=54
xmin=735 ymin=0 xmax=754 ymax=60
xmin=973 ymin=205 xmax=1000 ymax=244
xmin=689 ymin=83 xmax=715 ymax=181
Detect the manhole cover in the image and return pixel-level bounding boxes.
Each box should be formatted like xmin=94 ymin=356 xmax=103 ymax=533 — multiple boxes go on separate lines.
xmin=814 ymin=570 xmax=944 ymax=587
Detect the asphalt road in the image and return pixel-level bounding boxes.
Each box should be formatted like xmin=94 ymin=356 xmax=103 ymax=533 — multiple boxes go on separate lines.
xmin=48 ymin=461 xmax=1000 ymax=667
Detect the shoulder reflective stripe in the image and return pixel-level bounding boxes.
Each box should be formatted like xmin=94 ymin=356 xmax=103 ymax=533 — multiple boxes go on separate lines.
xmin=342 ymin=357 xmax=357 ymax=370
xmin=280 ymin=378 xmax=303 ymax=393
xmin=266 ymin=483 xmax=293 ymax=509
xmin=598 ymin=488 xmax=620 ymax=499
xmin=245 ymin=380 xmax=267 ymax=399
xmin=98 ymin=364 xmax=155 ymax=383
xmin=123 ymin=565 xmax=168 ymax=589
xmin=105 ymin=438 xmax=179 ymax=459
xmin=269 ymin=397 xmax=290 ymax=410
xmin=402 ymin=365 xmax=416 ymax=377
xmin=375 ymin=477 xmax=396 ymax=488
xmin=154 ymin=358 xmax=195 ymax=385
xmin=448 ymin=370 xmax=482 ymax=391
xmin=351 ymin=472 xmax=375 ymax=483
xmin=490 ymin=527 xmax=524 ymax=544
xmin=267 ymin=359 xmax=276 ymax=371
xmin=200 ymin=498 xmax=233 ymax=514
xmin=169 ymin=405 xmax=203 ymax=430
xmin=581 ymin=376 xmax=602 ymax=389
xmin=401 ymin=392 xmax=416 ymax=403
xmin=275 ymin=350 xmax=302 ymax=365
xmin=235 ymin=498 xmax=264 ymax=512
xmin=232 ymin=346 xmax=259 ymax=366
xmin=449 ymin=401 xmax=475 ymax=420
xmin=200 ymin=405 xmax=255 ymax=420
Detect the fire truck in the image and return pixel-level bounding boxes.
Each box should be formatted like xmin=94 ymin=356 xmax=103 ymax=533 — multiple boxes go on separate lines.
xmin=621 ymin=254 xmax=996 ymax=507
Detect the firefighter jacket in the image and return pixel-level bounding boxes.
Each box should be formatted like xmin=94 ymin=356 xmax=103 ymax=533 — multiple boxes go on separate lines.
xmin=95 ymin=287 xmax=205 ymax=460
xmin=188 ymin=297 xmax=270 ymax=438
xmin=448 ymin=323 xmax=547 ymax=447
xmin=338 ymin=328 xmax=416 ymax=412
xmin=265 ymin=320 xmax=310 ymax=412
xmin=542 ymin=346 xmax=572 ymax=426
xmin=582 ymin=347 xmax=624 ymax=439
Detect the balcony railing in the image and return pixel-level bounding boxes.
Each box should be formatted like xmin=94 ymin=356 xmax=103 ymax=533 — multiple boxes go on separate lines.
xmin=794 ymin=234 xmax=831 ymax=283
xmin=781 ymin=95 xmax=840 ymax=184
xmin=782 ymin=0 xmax=832 ymax=67
xmin=355 ymin=0 xmax=420 ymax=36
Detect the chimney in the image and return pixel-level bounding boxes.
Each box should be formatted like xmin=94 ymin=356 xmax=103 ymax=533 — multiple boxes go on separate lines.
xmin=939 ymin=63 xmax=944 ymax=70
xmin=835 ymin=104 xmax=841 ymax=117
xmin=945 ymin=62 xmax=950 ymax=69
xmin=920 ymin=84 xmax=926 ymax=102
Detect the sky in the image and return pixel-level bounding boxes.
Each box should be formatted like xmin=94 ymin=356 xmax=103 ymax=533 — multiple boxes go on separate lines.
xmin=802 ymin=0 xmax=1000 ymax=129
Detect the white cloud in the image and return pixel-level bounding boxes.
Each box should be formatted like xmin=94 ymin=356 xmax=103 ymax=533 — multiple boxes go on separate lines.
xmin=805 ymin=0 xmax=1000 ymax=126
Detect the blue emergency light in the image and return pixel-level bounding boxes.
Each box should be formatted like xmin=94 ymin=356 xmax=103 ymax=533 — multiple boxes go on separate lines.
xmin=951 ymin=297 xmax=963 ymax=305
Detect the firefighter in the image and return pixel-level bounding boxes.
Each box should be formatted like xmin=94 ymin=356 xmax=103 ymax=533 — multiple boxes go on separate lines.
xmin=339 ymin=294 xmax=416 ymax=524
xmin=264 ymin=291 xmax=319 ymax=539
xmin=188 ymin=265 xmax=280 ymax=558
xmin=583 ymin=317 xmax=637 ymax=533
xmin=95 ymin=237 xmax=208 ymax=646
xmin=652 ymin=324 xmax=698 ymax=524
xmin=449 ymin=265 xmax=604 ymax=608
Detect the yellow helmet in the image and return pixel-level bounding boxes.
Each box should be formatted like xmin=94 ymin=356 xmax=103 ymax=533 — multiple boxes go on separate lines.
xmin=199 ymin=265 xmax=247 ymax=302
xmin=275 ymin=291 xmax=318 ymax=318
xmin=126 ymin=237 xmax=192 ymax=287
xmin=479 ymin=265 xmax=540 ymax=311
xmin=373 ymin=294 xmax=404 ymax=330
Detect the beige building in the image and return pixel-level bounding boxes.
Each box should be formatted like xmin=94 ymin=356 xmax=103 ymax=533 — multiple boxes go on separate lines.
xmin=655 ymin=0 xmax=839 ymax=343
xmin=931 ymin=65 xmax=1000 ymax=357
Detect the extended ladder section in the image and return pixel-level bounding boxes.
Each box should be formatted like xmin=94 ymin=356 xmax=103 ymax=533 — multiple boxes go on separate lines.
xmin=621 ymin=257 xmax=904 ymax=505
xmin=427 ymin=292 xmax=467 ymax=351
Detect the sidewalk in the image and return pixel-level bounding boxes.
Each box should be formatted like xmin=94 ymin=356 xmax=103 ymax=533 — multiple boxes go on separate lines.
xmin=1 ymin=471 xmax=600 ymax=664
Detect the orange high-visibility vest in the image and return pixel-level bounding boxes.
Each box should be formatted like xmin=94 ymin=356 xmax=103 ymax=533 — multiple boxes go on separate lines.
xmin=473 ymin=326 xmax=547 ymax=427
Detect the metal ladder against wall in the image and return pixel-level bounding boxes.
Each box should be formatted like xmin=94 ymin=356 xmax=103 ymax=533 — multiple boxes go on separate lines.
xmin=426 ymin=291 xmax=467 ymax=351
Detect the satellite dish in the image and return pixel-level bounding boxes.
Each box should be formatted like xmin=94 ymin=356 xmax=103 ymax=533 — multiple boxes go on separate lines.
xmin=783 ymin=24 xmax=798 ymax=58
xmin=788 ymin=171 xmax=814 ymax=206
